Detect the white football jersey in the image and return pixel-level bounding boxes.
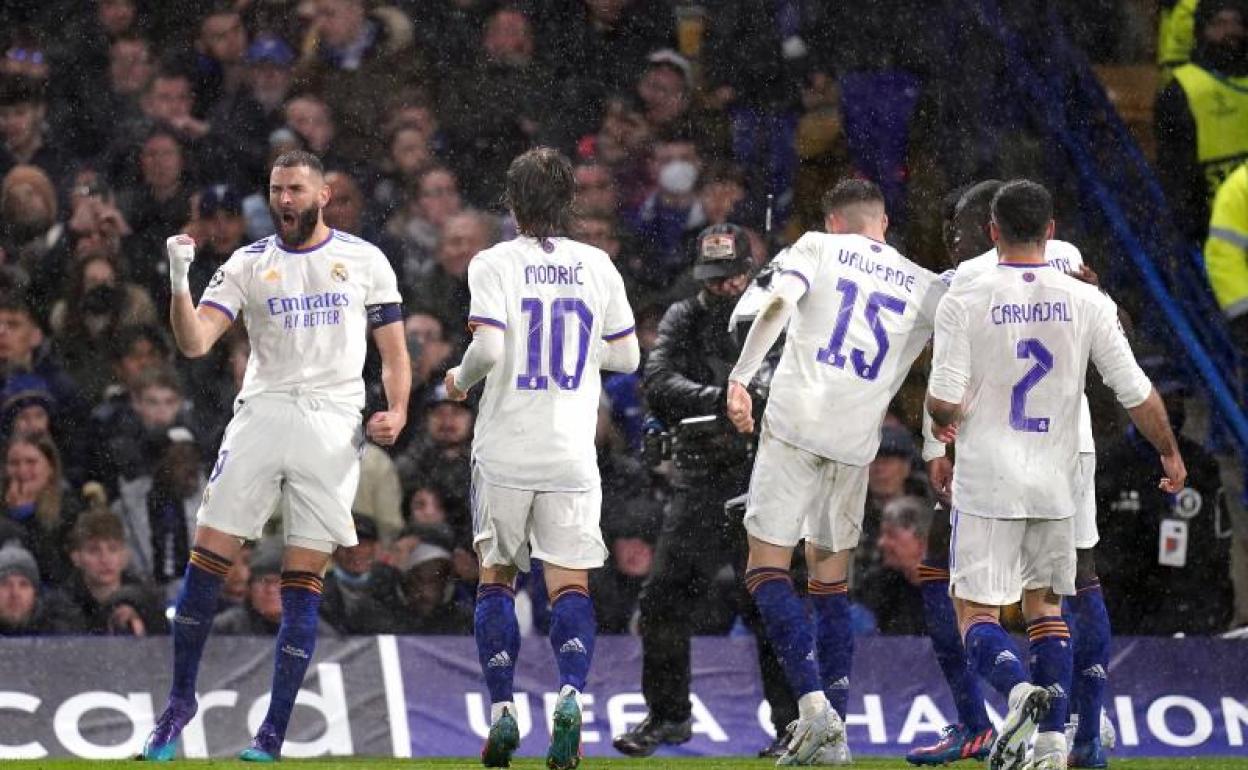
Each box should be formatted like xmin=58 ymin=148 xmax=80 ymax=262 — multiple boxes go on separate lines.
xmin=929 ymin=262 xmax=1152 ymax=520
xmin=955 ymin=240 xmax=1095 ymax=453
xmin=764 ymin=232 xmax=946 ymax=465
xmin=200 ymin=229 xmax=401 ymax=411
xmin=468 ymin=236 xmax=635 ymax=492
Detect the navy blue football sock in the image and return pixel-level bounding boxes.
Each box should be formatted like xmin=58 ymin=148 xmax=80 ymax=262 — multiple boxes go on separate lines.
xmin=1027 ymin=616 xmax=1073 ymax=733
xmin=169 ymin=547 xmax=231 ymax=702
xmin=260 ymin=572 xmax=325 ymax=744
xmin=746 ymin=568 xmax=821 ymax=699
xmin=549 ymin=585 xmax=595 ymax=692
xmin=1069 ymin=579 xmax=1109 ymax=744
xmin=919 ymin=562 xmax=990 ymax=732
xmin=809 ymin=580 xmax=853 ymax=719
xmin=475 ymin=583 xmax=521 ymax=705
xmin=964 ymin=616 xmax=1027 ymax=697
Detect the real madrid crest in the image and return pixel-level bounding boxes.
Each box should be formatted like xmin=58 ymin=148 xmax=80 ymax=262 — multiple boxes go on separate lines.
xmin=331 ymin=262 xmax=348 ymax=282
xmin=209 ymin=268 xmax=225 ymax=288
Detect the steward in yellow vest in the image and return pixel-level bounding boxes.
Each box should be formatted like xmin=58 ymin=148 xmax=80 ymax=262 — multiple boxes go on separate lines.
xmin=1158 ymin=0 xmax=1200 ymax=80
xmin=1205 ymin=162 xmax=1248 ymax=344
xmin=1155 ymin=0 xmax=1248 ymax=242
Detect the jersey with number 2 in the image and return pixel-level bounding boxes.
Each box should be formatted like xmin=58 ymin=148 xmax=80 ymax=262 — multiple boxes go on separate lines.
xmin=467 ymin=236 xmax=635 ymax=492
xmin=928 ymin=264 xmax=1151 ymax=520
xmin=765 ymin=232 xmax=945 ymax=465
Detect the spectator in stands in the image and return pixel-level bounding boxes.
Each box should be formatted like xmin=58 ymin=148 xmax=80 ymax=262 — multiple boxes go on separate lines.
xmin=574 ymin=160 xmax=623 ymax=218
xmin=63 ymin=506 xmax=168 ymax=635
xmin=444 ymin=5 xmax=552 ymax=206
xmin=1158 ymin=0 xmax=1201 ymax=78
xmin=322 ymin=170 xmax=406 ymax=278
xmin=112 ymin=427 xmax=203 ymax=586
xmin=0 ymin=433 xmax=78 ymax=584
xmin=0 ymin=76 xmax=68 ymax=188
xmin=1155 ymin=0 xmax=1248 ymax=243
xmin=321 ymin=514 xmax=405 ymax=634
xmin=50 ymin=253 xmax=158 ymax=403
xmin=1205 ymin=161 xmax=1248 ymax=349
xmin=0 ymin=539 xmax=83 ymax=635
xmin=408 ymin=209 xmax=498 ymax=342
xmin=393 ymin=312 xmax=453 ymax=454
xmin=396 ymin=384 xmax=474 ymax=545
xmin=92 ymin=367 xmax=189 ymax=490
xmin=1 ymin=372 xmax=54 ymax=444
xmin=388 ymin=164 xmax=463 ymax=281
xmin=89 ymin=324 xmax=174 ymax=442
xmin=187 ymin=183 xmax=248 ymax=297
xmin=630 ymin=132 xmax=704 ymax=286
xmin=292 ymin=0 xmax=430 ymax=168
xmin=0 ymin=295 xmax=82 ymax=428
xmin=115 ymin=126 xmax=192 ymax=290
xmin=580 ymin=95 xmax=653 ymax=210
xmin=856 ymin=423 xmax=931 ymax=576
xmin=395 ymin=542 xmax=473 ymax=634
xmin=59 ymin=183 xmax=132 ymax=300
xmin=214 ymin=539 xmax=283 ymax=635
xmin=245 ymin=35 xmax=297 ymax=130
xmin=54 ymin=34 xmax=151 ymax=160
xmin=192 ymin=5 xmax=249 ymax=116
xmin=571 ymin=212 xmax=646 ymax=305
xmin=370 ymin=120 xmax=436 ymax=225
xmin=543 ymin=0 xmax=673 ymax=138
xmin=407 ymin=484 xmax=449 ymax=527
xmin=636 ymin=50 xmax=695 ymax=137
xmin=592 ymin=500 xmax=661 ymax=633
xmin=855 ymin=496 xmax=930 ymax=635
xmin=354 ymin=442 xmax=404 ymax=542
xmin=0 ymin=164 xmax=63 ymax=289
xmin=1096 ymin=371 xmax=1234 ymax=634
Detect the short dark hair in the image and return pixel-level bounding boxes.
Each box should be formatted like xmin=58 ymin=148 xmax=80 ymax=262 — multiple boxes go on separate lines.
xmin=133 ymin=366 xmax=183 ymax=397
xmin=820 ymin=178 xmax=885 ymax=217
xmin=991 ymin=180 xmax=1053 ymax=245
xmin=110 ymin=324 xmax=172 ymax=363
xmin=504 ymin=147 xmax=574 ymax=238
xmin=272 ymin=149 xmax=324 ymax=176
xmin=0 ymin=292 xmax=36 ymax=321
xmin=943 ymin=179 xmax=1003 ymax=226
xmin=70 ymin=510 xmax=127 ymax=551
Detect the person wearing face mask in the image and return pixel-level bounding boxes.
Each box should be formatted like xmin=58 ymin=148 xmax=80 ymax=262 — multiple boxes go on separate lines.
xmin=630 ymin=133 xmax=707 ymax=287
xmin=615 ymin=224 xmax=798 ymax=759
xmin=320 ymin=514 xmax=405 ymax=634
xmin=1095 ymin=362 xmax=1234 ymax=635
xmin=1155 ymin=0 xmax=1248 ymax=243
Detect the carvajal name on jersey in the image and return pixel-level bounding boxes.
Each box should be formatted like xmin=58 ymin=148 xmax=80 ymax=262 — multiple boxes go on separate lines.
xmin=990 ymin=300 xmax=1072 ymax=325
xmin=267 ymin=291 xmax=351 ymax=330
xmin=524 ymin=263 xmax=585 ymax=286
xmin=836 ymin=248 xmax=917 ymax=293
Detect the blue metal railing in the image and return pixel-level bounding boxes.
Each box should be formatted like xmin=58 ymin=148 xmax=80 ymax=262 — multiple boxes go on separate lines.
xmin=970 ymin=0 xmax=1248 ymax=458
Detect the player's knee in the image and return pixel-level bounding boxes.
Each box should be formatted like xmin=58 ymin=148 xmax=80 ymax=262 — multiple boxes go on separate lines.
xmin=480 ymin=564 xmax=518 ymax=587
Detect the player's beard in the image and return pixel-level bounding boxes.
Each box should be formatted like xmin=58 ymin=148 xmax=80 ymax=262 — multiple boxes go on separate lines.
xmin=271 ymin=203 xmax=321 ymax=246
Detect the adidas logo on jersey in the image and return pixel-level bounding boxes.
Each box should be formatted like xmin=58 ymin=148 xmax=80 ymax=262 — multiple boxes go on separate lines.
xmin=995 ymin=650 xmax=1020 ymax=666
xmin=487 ymin=651 xmax=513 ymax=669
xmin=827 ymin=677 xmax=850 ymax=690
xmin=560 ymin=638 xmax=588 ymax=656
xmin=1082 ymin=664 xmax=1108 ymax=680
xmin=1046 ymin=683 xmax=1067 ymax=699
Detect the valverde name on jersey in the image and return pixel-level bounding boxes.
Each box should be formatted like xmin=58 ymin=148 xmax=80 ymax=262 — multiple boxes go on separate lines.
xmin=832 ymin=241 xmax=919 ymax=293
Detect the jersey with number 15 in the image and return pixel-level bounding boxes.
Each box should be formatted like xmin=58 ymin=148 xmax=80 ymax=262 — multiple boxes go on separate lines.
xmin=467 ymin=236 xmax=635 ymax=492
xmin=765 ymin=232 xmax=945 ymax=466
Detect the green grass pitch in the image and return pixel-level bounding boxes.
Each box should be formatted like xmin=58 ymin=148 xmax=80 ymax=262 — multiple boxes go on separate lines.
xmin=6 ymin=759 xmax=1248 ymax=770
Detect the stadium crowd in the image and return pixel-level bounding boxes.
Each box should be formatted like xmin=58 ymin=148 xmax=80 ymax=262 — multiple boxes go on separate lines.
xmin=0 ymin=0 xmax=1242 ymax=640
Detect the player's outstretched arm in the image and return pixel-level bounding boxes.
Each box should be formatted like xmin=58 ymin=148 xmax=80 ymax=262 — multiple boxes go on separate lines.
xmin=167 ymin=235 xmax=232 ymax=358
xmin=445 ymin=325 xmax=504 ymax=399
xmin=368 ymin=319 xmax=410 ymax=446
xmin=1126 ymin=388 xmax=1187 ymax=493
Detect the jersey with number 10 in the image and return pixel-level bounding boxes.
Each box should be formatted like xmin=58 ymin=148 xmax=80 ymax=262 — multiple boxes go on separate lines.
xmin=765 ymin=232 xmax=945 ymax=465
xmin=929 ymin=263 xmax=1152 ymax=520
xmin=467 ymin=236 xmax=635 ymax=492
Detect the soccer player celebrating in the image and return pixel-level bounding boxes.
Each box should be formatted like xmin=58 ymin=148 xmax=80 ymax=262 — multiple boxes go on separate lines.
xmin=926 ymin=180 xmax=1185 ymax=770
xmin=442 ymin=147 xmax=639 ymax=769
xmin=143 ymin=150 xmax=409 ymax=762
xmin=912 ymin=181 xmax=1118 ymax=767
xmin=726 ymin=180 xmax=947 ymax=765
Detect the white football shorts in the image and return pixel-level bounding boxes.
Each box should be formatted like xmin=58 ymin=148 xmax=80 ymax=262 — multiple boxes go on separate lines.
xmin=949 ymin=510 xmax=1076 ymax=606
xmin=1074 ymin=452 xmax=1098 ymax=549
xmin=197 ymin=392 xmax=363 ymax=552
xmin=470 ymin=463 xmax=607 ymax=571
xmin=743 ymin=426 xmax=869 ymax=552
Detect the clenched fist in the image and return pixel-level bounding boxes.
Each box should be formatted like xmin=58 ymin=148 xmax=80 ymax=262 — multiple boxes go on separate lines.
xmin=166 ymin=234 xmax=196 ymax=293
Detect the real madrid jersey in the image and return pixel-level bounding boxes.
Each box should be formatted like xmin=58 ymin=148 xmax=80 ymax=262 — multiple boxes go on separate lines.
xmin=929 ymin=262 xmax=1151 ymax=520
xmin=764 ymin=232 xmax=945 ymax=466
xmin=467 ymin=236 xmax=635 ymax=492
xmin=955 ymin=240 xmax=1096 ymax=453
xmin=199 ymin=229 xmax=401 ymax=411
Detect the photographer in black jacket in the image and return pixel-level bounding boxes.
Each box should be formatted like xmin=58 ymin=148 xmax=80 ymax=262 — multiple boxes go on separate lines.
xmin=613 ymin=224 xmax=797 ymax=758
